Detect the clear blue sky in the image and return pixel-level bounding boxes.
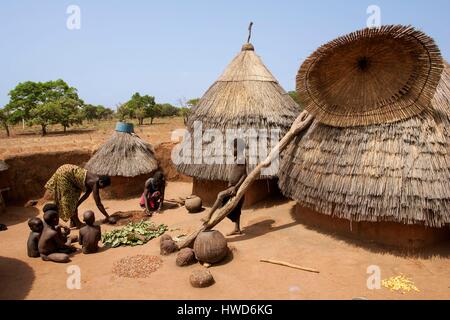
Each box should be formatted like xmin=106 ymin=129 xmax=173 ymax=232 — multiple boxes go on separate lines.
xmin=1 ymin=0 xmax=449 ymax=108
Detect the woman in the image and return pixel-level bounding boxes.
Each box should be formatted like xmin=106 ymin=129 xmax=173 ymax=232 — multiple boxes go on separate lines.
xmin=45 ymin=164 xmax=114 ymax=228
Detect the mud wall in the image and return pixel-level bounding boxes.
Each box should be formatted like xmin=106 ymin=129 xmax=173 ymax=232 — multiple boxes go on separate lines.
xmin=1 ymin=142 xmax=191 ymax=204
xmin=295 ymin=204 xmax=450 ymax=249
xmin=2 ymin=149 xmax=92 ymax=204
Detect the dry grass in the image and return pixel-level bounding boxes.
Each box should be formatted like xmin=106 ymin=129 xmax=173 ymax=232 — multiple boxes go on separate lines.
xmin=177 ymin=42 xmax=299 ymax=181
xmin=0 ymin=117 xmax=185 ymax=158
xmin=85 ymin=130 xmax=159 ymax=177
xmin=297 ymin=25 xmax=444 ymax=127
xmin=279 ymin=69 xmax=450 ymax=227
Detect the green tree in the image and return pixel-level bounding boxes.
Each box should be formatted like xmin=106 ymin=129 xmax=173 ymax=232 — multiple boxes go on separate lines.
xmin=7 ymin=79 xmax=82 ymax=135
xmin=29 ymin=102 xmax=61 ymax=135
xmin=57 ymin=97 xmax=83 ymax=132
xmin=125 ymin=93 xmax=157 ymax=125
xmin=96 ymin=106 xmax=114 ymax=120
xmin=158 ymin=103 xmax=179 ymax=117
xmin=0 ymin=107 xmax=12 ymax=137
xmin=288 ymin=91 xmax=303 ymax=110
xmin=81 ymin=104 xmax=99 ymax=122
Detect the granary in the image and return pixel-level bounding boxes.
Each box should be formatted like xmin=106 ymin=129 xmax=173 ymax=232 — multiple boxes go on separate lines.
xmin=278 ymin=25 xmax=450 ymax=248
xmin=175 ymin=32 xmax=299 ymax=206
xmin=85 ymin=122 xmax=159 ymax=199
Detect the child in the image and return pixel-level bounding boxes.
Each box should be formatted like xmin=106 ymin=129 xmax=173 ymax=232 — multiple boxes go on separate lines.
xmin=140 ymin=171 xmax=165 ymax=215
xmin=27 ymin=217 xmax=43 ymax=258
xmin=202 ymin=138 xmax=247 ymax=235
xmin=79 ymin=210 xmax=101 ymax=254
xmin=38 ymin=210 xmax=76 ymax=262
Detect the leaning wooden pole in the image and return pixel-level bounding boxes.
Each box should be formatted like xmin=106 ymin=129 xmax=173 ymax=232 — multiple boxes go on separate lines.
xmin=177 ymin=111 xmax=314 ymax=249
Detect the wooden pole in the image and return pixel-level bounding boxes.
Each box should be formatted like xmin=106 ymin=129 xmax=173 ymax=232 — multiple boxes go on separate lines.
xmin=260 ymin=259 xmax=320 ymax=273
xmin=177 ymin=111 xmax=313 ymax=249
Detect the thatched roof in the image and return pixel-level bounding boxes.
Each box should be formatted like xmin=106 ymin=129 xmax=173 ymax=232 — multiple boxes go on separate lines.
xmin=176 ymin=42 xmax=299 ymax=181
xmin=279 ymin=69 xmax=450 ymax=227
xmin=0 ymin=160 xmax=8 ymax=172
xmin=85 ymin=131 xmax=158 ymax=177
xmin=297 ymin=25 xmax=443 ymax=127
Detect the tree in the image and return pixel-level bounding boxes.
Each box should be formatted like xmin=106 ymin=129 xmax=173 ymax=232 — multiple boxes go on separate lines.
xmin=0 ymin=107 xmax=12 ymax=137
xmin=29 ymin=101 xmax=61 ymax=135
xmin=158 ymin=103 xmax=179 ymax=117
xmin=96 ymin=106 xmax=114 ymax=120
xmin=125 ymin=93 xmax=157 ymax=125
xmin=57 ymin=97 xmax=83 ymax=132
xmin=81 ymin=104 xmax=98 ymax=122
xmin=7 ymin=79 xmax=82 ymax=135
xmin=288 ymin=91 xmax=303 ymax=111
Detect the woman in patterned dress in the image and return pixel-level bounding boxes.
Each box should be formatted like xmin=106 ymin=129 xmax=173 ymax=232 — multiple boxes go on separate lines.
xmin=45 ymin=164 xmax=113 ymax=228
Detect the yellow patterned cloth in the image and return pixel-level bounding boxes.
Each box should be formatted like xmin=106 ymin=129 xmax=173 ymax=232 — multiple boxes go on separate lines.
xmin=45 ymin=164 xmax=87 ymax=222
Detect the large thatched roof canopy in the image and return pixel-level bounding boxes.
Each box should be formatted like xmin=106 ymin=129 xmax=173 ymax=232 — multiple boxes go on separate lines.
xmin=279 ymin=28 xmax=449 ymax=227
xmin=297 ymin=25 xmax=444 ymax=127
xmin=85 ymin=125 xmax=158 ymax=177
xmin=177 ymin=41 xmax=299 ymax=181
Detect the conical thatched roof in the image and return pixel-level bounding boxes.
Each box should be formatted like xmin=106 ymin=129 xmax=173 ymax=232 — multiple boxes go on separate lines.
xmin=176 ymin=42 xmax=299 ymax=181
xmin=85 ymin=131 xmax=158 ymax=177
xmin=297 ymin=25 xmax=443 ymax=127
xmin=0 ymin=160 xmax=8 ymax=172
xmin=279 ymin=68 xmax=450 ymax=227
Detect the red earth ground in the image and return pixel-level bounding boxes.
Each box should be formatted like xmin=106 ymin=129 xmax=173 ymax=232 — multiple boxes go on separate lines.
xmin=1 ymin=181 xmax=449 ymax=300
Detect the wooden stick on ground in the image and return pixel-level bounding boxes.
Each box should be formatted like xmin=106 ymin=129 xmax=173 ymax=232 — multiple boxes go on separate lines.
xmin=260 ymin=259 xmax=320 ymax=273
xmin=177 ymin=111 xmax=314 ymax=249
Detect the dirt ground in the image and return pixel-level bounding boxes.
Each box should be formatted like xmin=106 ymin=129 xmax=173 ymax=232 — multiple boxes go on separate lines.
xmin=0 ymin=117 xmax=185 ymax=158
xmin=1 ymin=181 xmax=449 ymax=300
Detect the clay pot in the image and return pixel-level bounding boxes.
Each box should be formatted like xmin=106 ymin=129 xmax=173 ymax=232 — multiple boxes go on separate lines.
xmin=185 ymin=195 xmax=202 ymax=213
xmin=190 ymin=269 xmax=215 ymax=288
xmin=193 ymin=230 xmax=228 ymax=264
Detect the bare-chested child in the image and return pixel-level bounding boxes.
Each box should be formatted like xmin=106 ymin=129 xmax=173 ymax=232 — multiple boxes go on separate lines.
xmin=38 ymin=210 xmax=76 ymax=262
xmin=27 ymin=217 xmax=43 ymax=258
xmin=79 ymin=210 xmax=101 ymax=254
xmin=202 ymin=138 xmax=247 ymax=235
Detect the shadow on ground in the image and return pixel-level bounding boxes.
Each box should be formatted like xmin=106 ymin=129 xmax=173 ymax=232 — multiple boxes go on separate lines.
xmin=0 ymin=256 xmax=35 ymax=299
xmin=2 ymin=206 xmax=40 ymax=227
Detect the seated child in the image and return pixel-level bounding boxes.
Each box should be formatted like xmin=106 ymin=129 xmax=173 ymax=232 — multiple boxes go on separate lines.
xmin=140 ymin=171 xmax=165 ymax=215
xmin=79 ymin=210 xmax=101 ymax=254
xmin=43 ymin=202 xmax=75 ymax=245
xmin=27 ymin=217 xmax=44 ymax=258
xmin=38 ymin=210 xmax=76 ymax=262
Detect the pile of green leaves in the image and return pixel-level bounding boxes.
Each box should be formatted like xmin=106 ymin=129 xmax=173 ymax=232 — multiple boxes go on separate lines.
xmin=102 ymin=221 xmax=168 ymax=248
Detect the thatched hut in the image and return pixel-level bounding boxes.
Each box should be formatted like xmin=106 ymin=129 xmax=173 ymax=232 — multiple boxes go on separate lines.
xmin=279 ymin=25 xmax=450 ymax=248
xmin=175 ymin=39 xmax=299 ymax=206
xmin=85 ymin=123 xmax=159 ymax=199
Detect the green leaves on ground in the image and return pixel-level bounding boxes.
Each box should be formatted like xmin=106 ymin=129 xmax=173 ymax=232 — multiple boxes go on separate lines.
xmin=101 ymin=221 xmax=168 ymax=248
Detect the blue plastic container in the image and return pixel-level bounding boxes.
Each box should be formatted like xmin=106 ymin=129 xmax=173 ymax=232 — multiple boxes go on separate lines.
xmin=115 ymin=122 xmax=134 ymax=133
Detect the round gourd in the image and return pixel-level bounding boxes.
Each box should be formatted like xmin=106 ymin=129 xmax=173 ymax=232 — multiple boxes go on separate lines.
xmin=185 ymin=195 xmax=202 ymax=213
xmin=193 ymin=230 xmax=228 ymax=264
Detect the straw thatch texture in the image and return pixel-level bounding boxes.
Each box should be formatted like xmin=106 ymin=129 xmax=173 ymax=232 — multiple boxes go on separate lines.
xmin=297 ymin=25 xmax=444 ymax=127
xmin=0 ymin=160 xmax=8 ymax=172
xmin=279 ymin=69 xmax=450 ymax=227
xmin=85 ymin=132 xmax=158 ymax=177
xmin=176 ymin=43 xmax=299 ymax=181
